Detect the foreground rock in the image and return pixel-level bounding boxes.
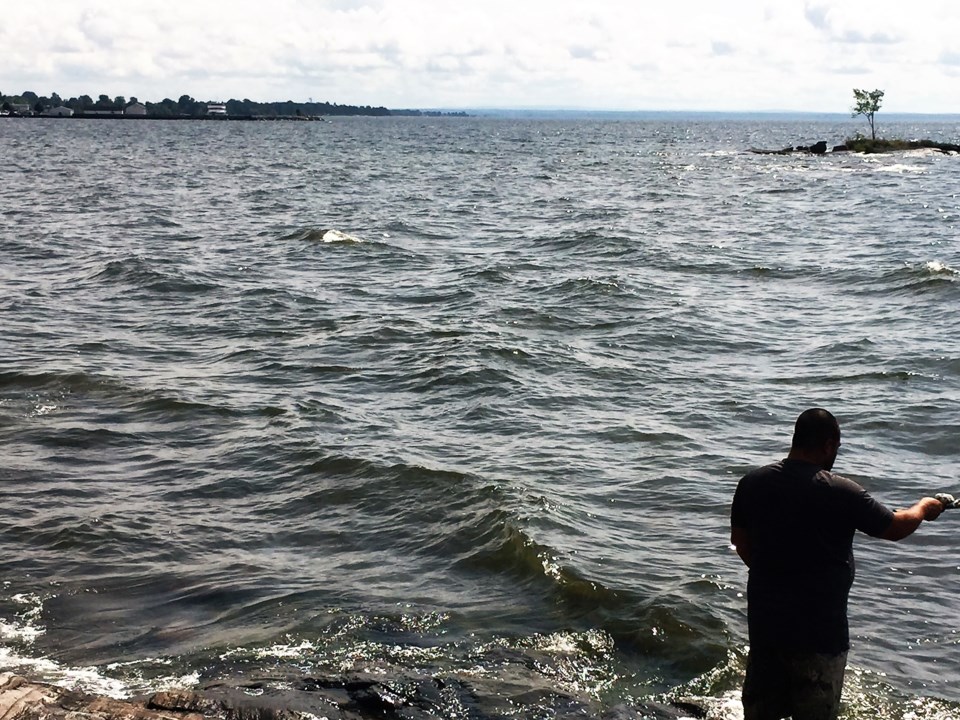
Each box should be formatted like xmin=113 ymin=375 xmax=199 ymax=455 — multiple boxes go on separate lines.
xmin=0 ymin=674 xmax=299 ymax=720
xmin=0 ymin=672 xmax=715 ymax=720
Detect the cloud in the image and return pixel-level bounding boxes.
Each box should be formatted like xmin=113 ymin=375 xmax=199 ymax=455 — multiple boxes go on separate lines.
xmin=569 ymin=45 xmax=602 ymax=61
xmin=711 ymin=41 xmax=735 ymax=57
xmin=3 ymin=0 xmax=960 ymax=112
xmin=802 ymin=1 xmax=903 ymax=45
xmin=839 ymin=29 xmax=901 ymax=45
xmin=833 ymin=65 xmax=872 ymax=76
xmin=804 ymin=4 xmax=830 ymax=30
xmin=939 ymin=51 xmax=960 ymax=66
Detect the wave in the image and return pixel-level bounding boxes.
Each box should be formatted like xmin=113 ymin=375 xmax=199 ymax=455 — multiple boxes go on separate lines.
xmin=405 ymin=364 xmax=521 ymax=395
xmin=281 ymin=228 xmax=365 ymax=244
xmin=757 ymin=186 xmax=808 ymax=195
xmin=548 ymin=276 xmax=636 ymax=299
xmin=530 ymin=230 xmax=641 ymax=259
xmin=874 ymin=162 xmax=929 ymax=174
xmin=770 ymin=369 xmax=922 ymax=386
xmin=643 ymin=258 xmax=960 ymax=299
xmin=844 ymin=261 xmax=959 ymax=296
xmin=0 ymin=370 xmax=120 ymax=394
xmin=923 ymin=260 xmax=958 ymax=276
xmin=0 ymin=370 xmax=268 ymax=422
xmin=451 ymin=510 xmax=728 ymax=673
xmin=88 ymin=257 xmax=219 ymax=295
xmin=31 ymin=426 xmax=142 ymax=450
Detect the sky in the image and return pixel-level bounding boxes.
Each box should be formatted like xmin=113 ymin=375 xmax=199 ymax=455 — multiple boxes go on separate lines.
xmin=3 ymin=0 xmax=960 ymax=112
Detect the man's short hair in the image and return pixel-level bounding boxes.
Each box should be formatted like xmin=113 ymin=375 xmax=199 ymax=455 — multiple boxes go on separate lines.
xmin=792 ymin=408 xmax=840 ymax=451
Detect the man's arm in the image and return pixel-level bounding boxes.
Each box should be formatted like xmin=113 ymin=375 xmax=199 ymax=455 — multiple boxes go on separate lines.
xmin=731 ymin=525 xmax=751 ymax=567
xmin=880 ymin=497 xmax=944 ymax=541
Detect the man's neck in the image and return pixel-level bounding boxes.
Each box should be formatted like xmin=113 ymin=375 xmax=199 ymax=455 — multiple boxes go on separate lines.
xmin=787 ymin=449 xmax=825 ymax=468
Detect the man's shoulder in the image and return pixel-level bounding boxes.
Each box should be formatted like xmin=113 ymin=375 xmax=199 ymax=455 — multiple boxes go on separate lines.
xmin=740 ymin=460 xmax=786 ymax=482
xmin=818 ymin=470 xmax=867 ymax=494
xmin=733 ymin=461 xmax=786 ymax=505
xmin=739 ymin=460 xmax=783 ymax=487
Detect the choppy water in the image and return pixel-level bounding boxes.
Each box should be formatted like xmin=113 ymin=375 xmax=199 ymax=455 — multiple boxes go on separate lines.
xmin=2 ymin=115 xmax=960 ymax=719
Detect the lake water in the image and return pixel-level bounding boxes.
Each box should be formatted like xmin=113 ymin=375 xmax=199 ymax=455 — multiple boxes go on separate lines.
xmin=2 ymin=115 xmax=959 ymax=719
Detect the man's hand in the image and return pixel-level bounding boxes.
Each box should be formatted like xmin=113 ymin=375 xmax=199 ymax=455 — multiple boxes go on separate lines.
xmin=922 ymin=496 xmax=945 ymax=520
xmin=935 ymin=493 xmax=960 ymax=509
xmin=731 ymin=526 xmax=751 ymax=567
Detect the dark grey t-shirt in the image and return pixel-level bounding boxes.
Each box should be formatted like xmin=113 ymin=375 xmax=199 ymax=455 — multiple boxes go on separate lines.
xmin=731 ymin=459 xmax=894 ymax=653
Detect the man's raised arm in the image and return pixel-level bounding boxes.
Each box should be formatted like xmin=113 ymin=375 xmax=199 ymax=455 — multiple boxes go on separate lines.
xmin=880 ymin=497 xmax=944 ymax=541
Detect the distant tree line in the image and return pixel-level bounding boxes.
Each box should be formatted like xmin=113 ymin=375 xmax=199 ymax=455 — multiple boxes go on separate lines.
xmin=391 ymin=109 xmax=469 ymax=117
xmin=223 ymin=98 xmax=390 ymax=117
xmin=1 ymin=90 xmax=465 ymax=118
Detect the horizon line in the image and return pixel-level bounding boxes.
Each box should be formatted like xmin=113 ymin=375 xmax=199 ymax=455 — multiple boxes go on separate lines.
xmin=424 ymin=107 xmax=960 ymax=116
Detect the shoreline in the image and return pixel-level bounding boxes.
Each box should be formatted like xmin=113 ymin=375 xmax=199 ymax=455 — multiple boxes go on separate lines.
xmin=0 ymin=671 xmax=715 ymax=720
xmin=0 ymin=114 xmax=332 ymax=122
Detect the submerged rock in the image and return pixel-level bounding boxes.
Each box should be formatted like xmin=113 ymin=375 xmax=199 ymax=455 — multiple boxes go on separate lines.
xmin=749 ymin=140 xmax=829 ymax=155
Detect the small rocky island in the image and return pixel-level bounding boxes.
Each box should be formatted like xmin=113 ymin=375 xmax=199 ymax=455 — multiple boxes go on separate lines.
xmin=751 ymin=138 xmax=960 ymax=155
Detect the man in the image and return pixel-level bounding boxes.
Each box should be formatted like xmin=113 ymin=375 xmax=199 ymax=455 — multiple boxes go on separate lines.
xmin=730 ymin=408 xmax=944 ymax=720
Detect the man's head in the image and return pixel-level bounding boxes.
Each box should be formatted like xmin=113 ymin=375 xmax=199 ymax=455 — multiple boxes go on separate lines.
xmin=790 ymin=408 xmax=841 ymax=470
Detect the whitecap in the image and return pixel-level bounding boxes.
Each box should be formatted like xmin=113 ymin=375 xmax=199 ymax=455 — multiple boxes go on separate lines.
xmin=0 ymin=647 xmax=128 ymax=698
xmin=2 ymin=594 xmax=46 ymax=643
xmin=321 ymin=229 xmax=363 ymax=243
xmin=924 ymin=261 xmax=957 ymax=275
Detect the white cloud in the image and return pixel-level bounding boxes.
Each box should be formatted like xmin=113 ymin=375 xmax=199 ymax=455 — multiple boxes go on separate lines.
xmin=2 ymin=0 xmax=959 ymax=111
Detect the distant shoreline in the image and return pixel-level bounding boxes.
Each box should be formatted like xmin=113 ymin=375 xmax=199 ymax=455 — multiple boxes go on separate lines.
xmin=2 ymin=114 xmax=329 ymax=122
xmin=4 ymin=109 xmax=960 ymax=123
xmin=0 ymin=112 xmax=469 ymax=122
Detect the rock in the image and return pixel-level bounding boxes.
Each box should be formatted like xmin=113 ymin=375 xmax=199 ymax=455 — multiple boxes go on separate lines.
xmin=0 ymin=675 xmax=301 ymax=720
xmin=0 ymin=672 xmax=713 ymax=720
xmin=148 ymin=691 xmax=223 ymax=715
xmin=0 ymin=674 xmax=203 ymax=720
xmin=748 ymin=146 xmax=795 ymax=155
xmin=750 ymin=140 xmax=833 ymax=155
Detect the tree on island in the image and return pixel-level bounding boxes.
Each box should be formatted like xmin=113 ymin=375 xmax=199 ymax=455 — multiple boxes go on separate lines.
xmin=852 ymin=88 xmax=884 ymax=140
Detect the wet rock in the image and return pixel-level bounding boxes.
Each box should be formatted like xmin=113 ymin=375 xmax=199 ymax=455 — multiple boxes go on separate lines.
xmin=0 ymin=674 xmax=203 ymax=720
xmin=0 ymin=672 xmax=711 ymax=720
xmin=283 ymin=671 xmax=707 ymax=719
xmin=0 ymin=675 xmax=302 ymax=720
xmin=750 ymin=140 xmax=830 ymax=155
xmin=749 ymin=146 xmax=795 ymax=155
xmin=148 ymin=690 xmax=223 ymax=715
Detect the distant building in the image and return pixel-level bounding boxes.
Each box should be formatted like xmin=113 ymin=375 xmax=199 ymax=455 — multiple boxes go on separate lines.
xmin=10 ymin=103 xmax=30 ymax=115
xmin=85 ymin=109 xmax=124 ymax=116
xmin=41 ymin=106 xmax=74 ymax=117
xmin=124 ymin=102 xmax=147 ymax=116
xmin=206 ymin=103 xmax=227 ymax=116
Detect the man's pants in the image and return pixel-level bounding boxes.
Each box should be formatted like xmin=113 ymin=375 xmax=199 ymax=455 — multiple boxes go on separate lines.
xmin=742 ymin=647 xmax=847 ymax=720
